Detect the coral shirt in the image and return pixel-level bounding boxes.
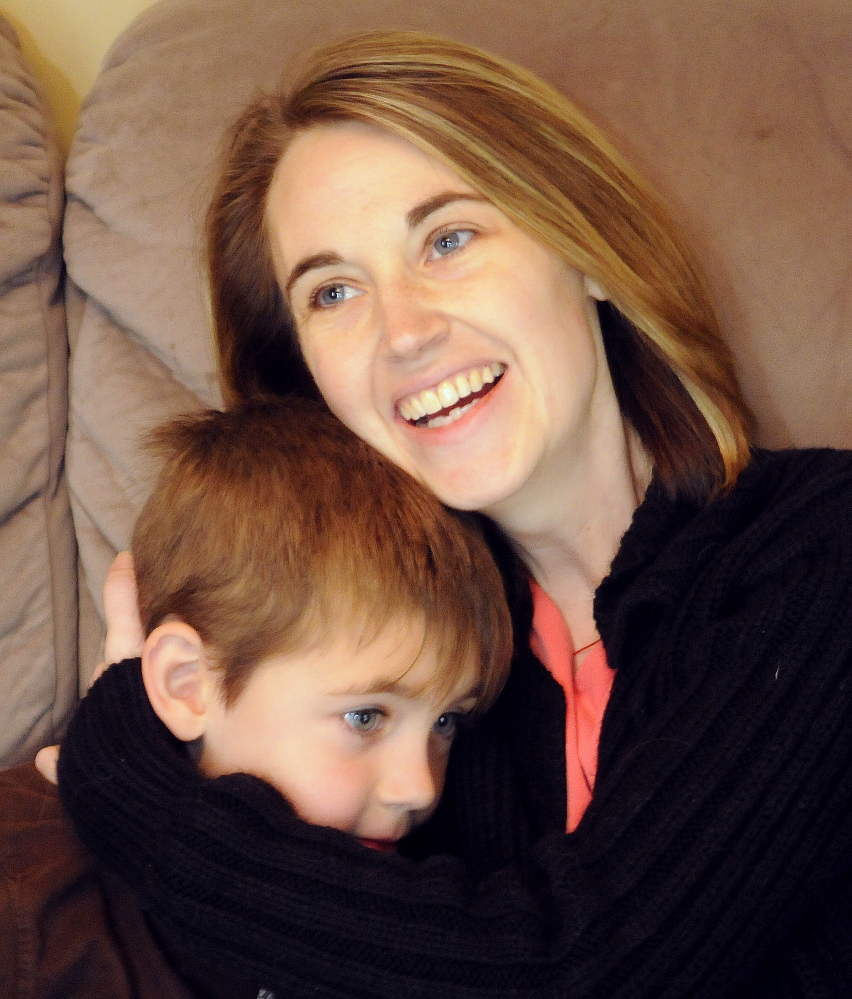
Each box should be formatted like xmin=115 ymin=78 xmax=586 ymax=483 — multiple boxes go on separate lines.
xmin=529 ymin=580 xmax=614 ymax=832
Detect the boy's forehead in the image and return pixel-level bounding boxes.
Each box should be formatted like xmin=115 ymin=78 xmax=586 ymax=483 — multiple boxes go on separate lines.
xmin=324 ymin=661 xmax=474 ymax=701
xmin=259 ymin=616 xmax=477 ymax=704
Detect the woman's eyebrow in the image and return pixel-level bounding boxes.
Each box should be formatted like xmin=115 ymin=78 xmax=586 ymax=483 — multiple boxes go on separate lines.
xmin=285 ymin=193 xmax=488 ymax=298
xmin=406 ymin=191 xmax=489 ymax=229
xmin=285 ymin=251 xmax=343 ymax=298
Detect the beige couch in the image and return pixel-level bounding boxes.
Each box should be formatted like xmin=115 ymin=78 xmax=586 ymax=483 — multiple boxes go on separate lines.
xmin=2 ymin=0 xmax=850 ymax=766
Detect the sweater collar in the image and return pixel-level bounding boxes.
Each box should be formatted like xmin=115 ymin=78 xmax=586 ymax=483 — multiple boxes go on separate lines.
xmin=594 ymin=451 xmax=776 ymax=676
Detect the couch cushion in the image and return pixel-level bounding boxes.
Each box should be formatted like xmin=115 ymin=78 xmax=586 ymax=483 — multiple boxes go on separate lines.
xmin=64 ymin=0 xmax=852 ymax=680
xmin=0 ymin=19 xmax=76 ymax=764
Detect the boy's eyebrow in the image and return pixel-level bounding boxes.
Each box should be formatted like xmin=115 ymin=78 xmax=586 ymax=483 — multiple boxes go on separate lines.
xmin=284 ymin=192 xmax=489 ymax=297
xmin=326 ymin=676 xmax=483 ymax=702
xmin=326 ymin=677 xmax=418 ymax=698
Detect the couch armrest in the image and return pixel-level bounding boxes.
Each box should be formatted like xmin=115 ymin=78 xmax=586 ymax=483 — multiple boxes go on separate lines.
xmin=0 ymin=18 xmax=77 ymax=765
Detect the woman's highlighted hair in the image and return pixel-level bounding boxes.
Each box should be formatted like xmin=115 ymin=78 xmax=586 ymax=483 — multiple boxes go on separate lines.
xmin=208 ymin=30 xmax=752 ymax=503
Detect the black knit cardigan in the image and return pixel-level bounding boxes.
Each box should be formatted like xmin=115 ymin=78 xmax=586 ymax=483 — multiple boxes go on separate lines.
xmin=58 ymin=448 xmax=852 ymax=999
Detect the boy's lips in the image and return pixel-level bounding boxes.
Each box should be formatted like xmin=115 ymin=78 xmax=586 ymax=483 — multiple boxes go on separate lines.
xmin=396 ymin=362 xmax=506 ymax=429
xmin=358 ymin=837 xmax=397 ymax=851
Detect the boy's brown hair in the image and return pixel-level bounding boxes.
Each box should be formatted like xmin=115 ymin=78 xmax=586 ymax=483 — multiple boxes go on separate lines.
xmin=132 ymin=398 xmax=512 ymax=709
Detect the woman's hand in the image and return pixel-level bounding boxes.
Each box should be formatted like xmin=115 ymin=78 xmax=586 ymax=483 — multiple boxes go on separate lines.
xmin=101 ymin=550 xmax=145 ymax=665
xmin=35 ymin=551 xmax=145 ymax=784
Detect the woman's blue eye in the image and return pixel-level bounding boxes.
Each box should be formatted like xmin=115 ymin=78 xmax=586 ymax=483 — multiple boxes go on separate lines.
xmin=344 ymin=708 xmax=383 ymax=733
xmin=314 ymin=284 xmax=357 ymax=308
xmin=431 ymin=229 xmax=474 ymax=258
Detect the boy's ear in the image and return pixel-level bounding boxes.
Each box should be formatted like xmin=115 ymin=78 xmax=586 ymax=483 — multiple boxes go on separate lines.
xmin=141 ymin=620 xmax=218 ymax=742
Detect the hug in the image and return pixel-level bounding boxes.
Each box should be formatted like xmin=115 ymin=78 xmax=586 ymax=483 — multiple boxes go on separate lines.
xmin=2 ymin=7 xmax=852 ymax=999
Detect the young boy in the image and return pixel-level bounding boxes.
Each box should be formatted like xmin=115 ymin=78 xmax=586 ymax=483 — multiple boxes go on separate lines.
xmin=56 ymin=397 xmax=513 ymax=996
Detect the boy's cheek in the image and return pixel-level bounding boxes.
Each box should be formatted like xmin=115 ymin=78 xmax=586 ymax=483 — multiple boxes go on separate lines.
xmin=273 ymin=756 xmax=368 ymax=834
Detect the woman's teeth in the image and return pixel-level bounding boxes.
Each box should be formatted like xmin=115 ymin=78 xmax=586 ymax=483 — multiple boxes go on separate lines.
xmin=398 ymin=363 xmax=505 ymax=426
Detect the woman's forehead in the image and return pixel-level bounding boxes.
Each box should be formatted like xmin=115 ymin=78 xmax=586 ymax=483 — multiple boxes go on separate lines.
xmin=279 ymin=119 xmax=452 ymax=171
xmin=266 ymin=122 xmax=490 ymax=289
xmin=269 ymin=123 xmax=475 ymax=222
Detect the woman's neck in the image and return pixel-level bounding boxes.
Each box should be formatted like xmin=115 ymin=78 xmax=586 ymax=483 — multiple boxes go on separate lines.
xmin=490 ymin=418 xmax=651 ymax=647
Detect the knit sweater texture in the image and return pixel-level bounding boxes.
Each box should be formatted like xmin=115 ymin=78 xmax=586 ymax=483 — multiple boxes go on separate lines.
xmin=58 ymin=448 xmax=852 ymax=999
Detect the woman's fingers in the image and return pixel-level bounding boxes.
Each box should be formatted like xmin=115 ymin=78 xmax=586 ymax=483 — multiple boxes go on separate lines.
xmin=103 ymin=550 xmax=144 ymax=665
xmin=35 ymin=554 xmax=144 ymax=788
xmin=87 ymin=660 xmax=109 ymax=688
xmin=35 ymin=744 xmax=59 ymax=784
xmin=37 ymin=553 xmax=142 ymax=786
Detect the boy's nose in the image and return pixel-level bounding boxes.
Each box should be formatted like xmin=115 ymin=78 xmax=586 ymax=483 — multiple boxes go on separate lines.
xmin=376 ymin=740 xmax=439 ymax=814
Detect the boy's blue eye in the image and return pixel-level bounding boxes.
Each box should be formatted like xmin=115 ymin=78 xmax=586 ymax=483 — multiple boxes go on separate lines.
xmin=432 ymin=712 xmax=463 ymax=739
xmin=431 ymin=229 xmax=474 ymax=258
xmin=344 ymin=708 xmax=383 ymax=733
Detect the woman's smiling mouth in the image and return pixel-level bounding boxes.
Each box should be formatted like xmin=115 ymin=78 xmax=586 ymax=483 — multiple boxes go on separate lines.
xmin=398 ymin=363 xmax=506 ymax=428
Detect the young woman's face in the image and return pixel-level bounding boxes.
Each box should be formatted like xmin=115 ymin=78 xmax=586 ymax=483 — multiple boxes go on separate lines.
xmin=267 ymin=122 xmax=612 ymax=516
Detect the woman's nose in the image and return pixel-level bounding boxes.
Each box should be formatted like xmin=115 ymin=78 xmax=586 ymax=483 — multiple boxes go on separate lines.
xmin=378 ymin=280 xmax=449 ymax=360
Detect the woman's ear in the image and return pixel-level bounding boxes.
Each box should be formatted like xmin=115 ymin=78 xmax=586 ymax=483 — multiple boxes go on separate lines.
xmin=584 ymin=275 xmax=608 ymax=301
xmin=141 ymin=620 xmax=218 ymax=742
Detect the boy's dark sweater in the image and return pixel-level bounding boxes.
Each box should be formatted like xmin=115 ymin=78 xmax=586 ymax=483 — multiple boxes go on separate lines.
xmin=59 ymin=449 xmax=852 ymax=998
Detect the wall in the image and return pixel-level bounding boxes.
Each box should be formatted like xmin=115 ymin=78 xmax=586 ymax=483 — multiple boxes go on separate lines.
xmin=1 ymin=0 xmax=162 ymax=151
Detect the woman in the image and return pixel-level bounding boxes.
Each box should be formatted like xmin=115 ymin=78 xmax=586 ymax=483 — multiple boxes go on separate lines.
xmin=51 ymin=30 xmax=852 ymax=997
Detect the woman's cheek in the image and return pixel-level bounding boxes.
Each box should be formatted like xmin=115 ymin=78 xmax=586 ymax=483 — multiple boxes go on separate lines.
xmin=303 ymin=344 xmax=382 ymax=442
xmin=297 ymin=321 xmax=427 ymax=484
xmin=299 ymin=324 xmax=359 ymax=418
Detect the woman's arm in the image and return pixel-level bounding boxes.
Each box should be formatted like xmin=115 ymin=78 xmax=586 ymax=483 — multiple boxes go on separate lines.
xmin=58 ymin=451 xmax=852 ymax=998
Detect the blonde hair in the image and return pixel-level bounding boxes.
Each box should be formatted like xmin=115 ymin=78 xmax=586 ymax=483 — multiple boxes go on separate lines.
xmin=208 ymin=30 xmax=752 ymax=502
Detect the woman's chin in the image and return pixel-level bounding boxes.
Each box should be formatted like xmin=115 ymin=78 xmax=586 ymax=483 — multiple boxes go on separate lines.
xmin=390 ymin=383 xmax=539 ymax=512
xmin=419 ymin=455 xmax=531 ymax=515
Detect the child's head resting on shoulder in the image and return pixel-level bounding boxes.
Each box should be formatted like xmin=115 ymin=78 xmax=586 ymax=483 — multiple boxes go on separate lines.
xmin=132 ymin=397 xmax=512 ymax=846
